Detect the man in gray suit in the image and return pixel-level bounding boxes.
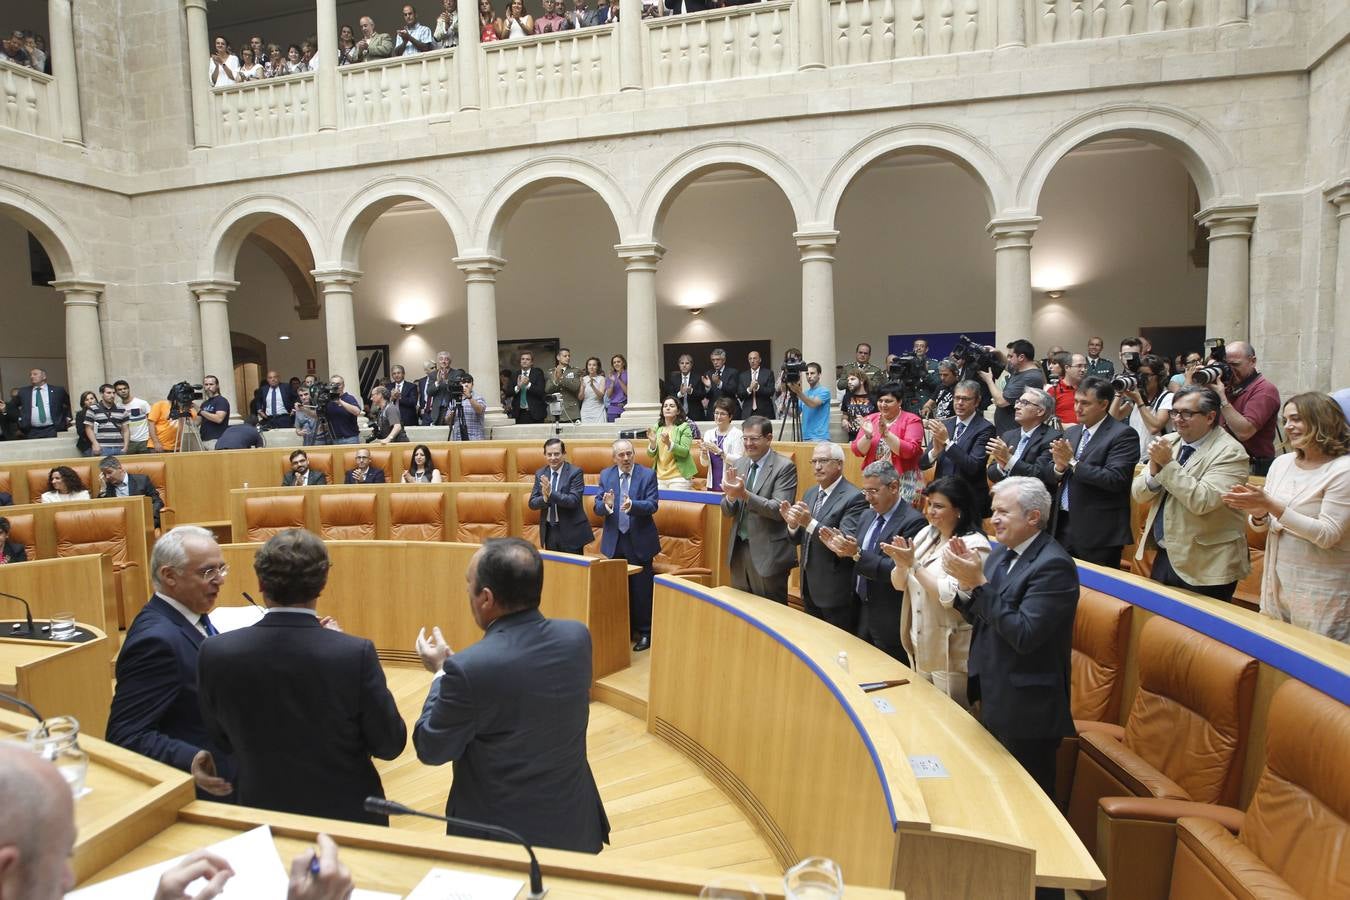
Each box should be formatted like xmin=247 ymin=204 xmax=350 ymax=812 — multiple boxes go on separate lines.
xmin=412 ymin=538 xmax=609 ymax=853
xmin=720 ymin=415 xmax=798 ymax=603
xmin=782 ymin=442 xmax=868 ymax=632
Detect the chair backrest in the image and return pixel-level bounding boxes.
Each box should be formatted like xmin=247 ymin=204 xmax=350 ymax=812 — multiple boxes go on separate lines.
xmin=571 ymin=446 xmax=614 ymax=485
xmin=341 ymin=449 xmax=392 ymax=483
xmin=244 ymin=495 xmax=307 ymax=542
xmin=4 ymin=513 xmax=36 ymax=560
xmin=516 ymin=447 xmax=547 ymax=483
xmin=318 ymin=492 xmax=376 ymax=540
xmin=28 ymin=464 xmax=97 ymax=501
xmin=0 ymin=471 xmax=11 ymax=497
xmin=390 ymin=492 xmax=445 ymax=542
xmin=54 ymin=507 xmax=130 ymax=567
xmin=585 ymin=501 xmax=605 ymax=548
xmin=455 ymin=492 xmax=510 ymax=543
xmin=121 ymin=458 xmax=169 ymax=509
xmin=1124 ymin=616 xmax=1258 ymax=806
xmin=1071 ymin=588 xmax=1133 ymax=723
xmin=1239 ymin=680 xmax=1350 ymax=897
xmin=457 ymin=447 xmax=508 ymax=482
xmin=653 ymin=499 xmax=707 ymax=572
xmin=520 ymin=497 xmax=541 ymax=548
xmin=277 ymin=452 xmax=333 ymax=482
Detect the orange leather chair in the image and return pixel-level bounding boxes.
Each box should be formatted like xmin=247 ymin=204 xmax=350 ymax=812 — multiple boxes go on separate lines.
xmin=652 ymin=499 xmax=713 ymax=583
xmin=244 ymin=495 xmax=306 ymax=542
xmin=28 ymin=463 xmax=97 ymax=501
xmin=54 ymin=507 xmax=139 ymax=627
xmin=1231 ymin=520 xmax=1267 ymax=610
xmin=318 ymin=493 xmax=376 ymax=540
xmin=571 ymin=446 xmax=615 ymax=485
xmin=521 ymin=499 xmax=541 ymax=548
xmin=585 ymin=502 xmax=605 ymax=548
xmin=341 ymin=449 xmax=392 ymax=483
xmin=121 ymin=458 xmax=174 ymax=530
xmin=456 ymin=448 xmax=507 ymax=482
xmin=1069 ymin=616 xmax=1258 ymax=873
xmin=516 ymin=447 xmax=546 ymax=483
xmin=0 ymin=471 xmax=11 ymax=499
xmin=5 ymin=513 xmax=36 ymax=560
xmin=455 ymin=492 xmax=510 ymax=543
xmin=276 ymin=452 xmax=333 ymax=483
xmin=389 ymin=493 xmax=445 ymax=542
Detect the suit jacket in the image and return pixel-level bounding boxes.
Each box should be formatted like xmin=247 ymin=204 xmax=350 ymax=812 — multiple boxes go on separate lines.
xmin=1131 ymin=429 xmax=1251 ymax=586
xmin=664 ymin=372 xmax=708 ymax=420
xmin=545 ymin=367 xmax=583 ymax=423
xmin=198 ymin=611 xmax=406 ymax=825
xmin=388 ymin=380 xmax=420 ymax=426
xmin=16 ymin=384 xmax=71 ymax=433
xmin=736 ymin=368 xmax=776 ymax=418
xmin=793 ymin=479 xmax=869 ymax=609
xmin=283 ymin=470 xmax=328 ymax=486
xmin=529 ymin=463 xmax=591 ymax=550
xmin=705 ymin=366 xmax=740 ymax=418
xmin=720 ymin=450 xmax=798 ymax=576
xmin=511 ymin=367 xmax=547 ymax=424
xmin=853 ymin=502 xmax=928 ymax=610
xmin=413 ymin=608 xmax=609 ymax=853
xmin=106 ymin=595 xmax=236 ymax=792
xmin=987 ymin=423 xmax=1062 ymax=493
xmin=1 ymin=540 xmax=26 ymax=564
xmin=357 ymin=31 xmax=394 ymax=59
xmin=1047 ymin=416 xmax=1141 ymax=549
xmin=922 ymin=415 xmax=996 ymax=517
xmin=0 ymin=491 xmax=14 ymax=507
xmin=595 ymin=464 xmax=660 ymax=561
xmin=955 ymin=532 xmax=1078 ymax=741
xmin=252 ymin=383 xmax=297 ymax=421
xmin=345 ymin=467 xmax=387 ymax=484
xmin=100 ymin=472 xmax=164 ymax=528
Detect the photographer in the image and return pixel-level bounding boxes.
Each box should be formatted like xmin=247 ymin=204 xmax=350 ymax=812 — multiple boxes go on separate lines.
xmin=981 ymin=339 xmax=1044 ymax=433
xmin=949 ymin=339 xmax=1002 ymax=413
xmin=1210 ymin=341 xmax=1280 ymax=476
xmin=924 ymin=359 xmax=959 ymax=419
xmin=198 ymin=375 xmax=230 ymax=450
xmin=788 ymin=363 xmax=832 ymax=441
xmin=323 ymin=376 xmax=363 ymax=445
xmin=368 ymin=385 xmax=407 ymax=445
xmin=447 ymin=373 xmax=487 ymax=441
xmin=1111 ymin=354 xmax=1173 ymax=454
xmin=147 ymin=386 xmax=198 ymax=453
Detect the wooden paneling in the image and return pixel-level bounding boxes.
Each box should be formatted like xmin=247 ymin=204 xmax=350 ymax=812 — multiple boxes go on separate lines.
xmin=0 ymin=554 xmax=117 ymax=654
xmin=0 ymin=629 xmax=112 ymax=737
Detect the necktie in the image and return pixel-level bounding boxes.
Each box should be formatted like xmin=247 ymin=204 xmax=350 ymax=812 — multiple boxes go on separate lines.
xmin=1060 ymin=427 xmax=1093 ymax=512
xmin=520 ymin=372 xmax=528 ymax=408
xmin=736 ymin=462 xmax=760 ymax=540
xmin=953 ymin=420 xmax=966 ymax=444
xmin=548 ymin=469 xmax=559 ymax=524
xmin=1151 ymin=444 xmax=1196 ymax=544
xmin=199 ymin=613 xmax=218 ymax=637
xmin=804 ymin=488 xmax=828 ymax=564
xmin=855 ymin=514 xmax=887 ymax=602
xmin=750 ymin=371 xmax=758 ymax=410
xmin=1008 ymin=432 xmax=1032 ymax=470
xmin=270 ymin=387 xmax=280 ymax=416
xmin=36 ymin=388 xmax=47 ymax=425
xmin=617 ymin=472 xmax=630 ymax=533
xmin=998 ymin=548 xmax=1020 ymax=580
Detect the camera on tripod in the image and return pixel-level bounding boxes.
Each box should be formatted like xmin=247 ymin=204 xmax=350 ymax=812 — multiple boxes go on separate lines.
xmin=309 ymin=380 xmax=341 ymax=407
xmin=1111 ymin=352 xmax=1143 ymax=393
xmin=887 ymin=354 xmax=924 ymax=384
xmin=951 ymin=335 xmax=996 ymax=372
xmin=1191 ymin=338 xmax=1231 ymax=387
xmin=430 ymin=370 xmax=467 ymax=403
xmin=166 ymin=381 xmax=202 ymax=419
xmin=781 ymin=360 xmax=808 ymax=385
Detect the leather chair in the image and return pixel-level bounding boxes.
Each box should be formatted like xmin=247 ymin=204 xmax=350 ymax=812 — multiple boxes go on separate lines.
xmin=571 ymin=446 xmax=615 ymax=485
xmin=54 ymin=507 xmax=139 ymax=627
xmin=456 ymin=448 xmax=507 ymax=482
xmin=516 ymin=447 xmax=546 ymax=483
xmin=390 ymin=493 xmax=445 ymax=542
xmin=318 ymin=492 xmax=376 ymax=540
xmin=341 ymin=449 xmax=391 ymax=483
xmin=276 ymin=452 xmax=333 ymax=483
xmin=1069 ymin=616 xmax=1258 ymax=866
xmin=0 ymin=471 xmax=11 ymax=499
xmin=454 ymin=492 xmax=510 ymax=543
xmin=4 ymin=513 xmax=36 ymax=560
xmin=244 ymin=495 xmax=306 ymax=542
xmin=521 ymin=499 xmax=541 ymax=548
xmin=121 ymin=458 xmax=174 ymax=530
xmin=28 ymin=464 xmax=97 ymax=501
xmin=1231 ymin=520 xmax=1267 ymax=610
xmin=1057 ymin=589 xmax=1134 ymax=807
xmin=652 ymin=499 xmax=713 ymax=583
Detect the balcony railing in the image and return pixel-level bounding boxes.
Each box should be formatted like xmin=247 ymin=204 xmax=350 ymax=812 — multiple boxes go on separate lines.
xmin=214 ymin=70 xmax=317 ymax=144
xmin=341 ymin=49 xmax=457 ymax=126
xmin=646 ymin=2 xmax=795 ymax=88
xmin=0 ymin=59 xmax=59 ymax=141
xmin=483 ymin=27 xmax=619 ymax=107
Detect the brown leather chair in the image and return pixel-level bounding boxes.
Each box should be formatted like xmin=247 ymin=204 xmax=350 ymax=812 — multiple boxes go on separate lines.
xmin=520 ymin=499 xmax=541 ymax=548
xmin=456 ymin=448 xmax=507 ymax=482
xmin=276 ymin=452 xmax=333 ymax=483
xmin=244 ymin=495 xmax=306 ymax=542
xmin=28 ymin=464 xmax=97 ymax=501
xmin=54 ymin=507 xmax=139 ymax=627
xmin=1231 ymin=520 xmax=1267 ymax=610
xmin=5 ymin=513 xmax=36 ymax=560
xmin=390 ymin=493 xmax=445 ymax=542
xmin=516 ymin=447 xmax=546 ymax=483
xmin=585 ymin=502 xmax=605 ymax=548
xmin=341 ymin=449 xmax=392 ymax=483
xmin=121 ymin=458 xmax=174 ymax=530
xmin=652 ymin=499 xmax=712 ymax=583
xmin=455 ymin=492 xmax=510 ymax=543
xmin=571 ymin=445 xmax=615 ymax=485
xmin=318 ymin=492 xmax=376 ymax=540
xmin=1069 ymin=616 xmax=1258 ymax=867
xmin=0 ymin=471 xmax=12 ymax=499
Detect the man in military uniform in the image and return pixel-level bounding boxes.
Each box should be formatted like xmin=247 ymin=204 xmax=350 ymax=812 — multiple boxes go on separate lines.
xmin=836 ymin=342 xmax=885 ymax=392
xmin=545 ymin=348 xmax=583 ymax=424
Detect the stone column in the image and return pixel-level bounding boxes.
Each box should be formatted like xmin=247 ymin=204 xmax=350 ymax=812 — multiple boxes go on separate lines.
xmin=187 ymin=280 xmax=242 ymax=421
xmin=50 ymin=280 xmax=105 ymax=397
xmin=1198 ymin=204 xmax=1257 ymax=343
xmin=615 ymin=243 xmax=665 ymax=423
xmin=795 ymin=230 xmax=839 ymax=383
xmin=312 ymin=268 xmax=362 ymax=388
xmin=1217 ymin=0 xmax=1248 ymax=26
xmin=996 ymin=0 xmax=1026 ymax=48
xmin=797 ymin=0 xmax=826 ymax=70
xmin=1327 ymin=180 xmax=1350 ymax=388
xmin=457 ymin=0 xmax=481 ymax=110
xmin=183 ymin=0 xmax=213 ymax=148
xmin=315 ymin=0 xmax=339 ymax=131
xmin=987 ymin=216 xmax=1040 ymax=349
xmin=454 ymin=255 xmax=507 ymax=424
xmin=618 ymin=0 xmax=643 ymax=90
xmin=47 ymin=0 xmax=82 ymax=145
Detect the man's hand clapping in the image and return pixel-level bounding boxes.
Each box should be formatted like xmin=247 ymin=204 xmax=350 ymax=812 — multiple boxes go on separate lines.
xmin=1146 ymin=436 xmax=1174 ymax=474
xmin=1050 ymin=437 xmax=1073 ymax=472
xmin=415 ymin=626 xmax=453 ymax=673
xmin=721 ymin=466 xmax=747 ymax=500
xmin=818 ymin=525 xmax=858 ymax=559
xmin=986 ymin=436 xmax=1012 ymax=467
xmin=925 ymin=418 xmax=949 ymax=451
xmin=942 ymin=536 xmax=986 ymax=591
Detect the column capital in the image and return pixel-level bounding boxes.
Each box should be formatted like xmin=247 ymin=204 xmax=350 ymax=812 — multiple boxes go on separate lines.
xmin=183 ymin=0 xmax=209 ymax=11
xmin=986 ymin=216 xmax=1042 ymax=246
xmin=311 ymin=267 xmax=363 ymax=287
xmin=454 ymin=255 xmax=506 ymax=280
xmin=1325 ymin=178 xmax=1350 ymax=214
xmin=50 ymin=279 xmax=106 ymax=296
xmin=1196 ymin=203 xmax=1258 ymax=237
xmin=186 ymin=279 xmax=239 ymax=299
xmin=794 ymin=229 xmax=840 ymax=250
xmin=614 ymin=242 xmax=666 ymax=268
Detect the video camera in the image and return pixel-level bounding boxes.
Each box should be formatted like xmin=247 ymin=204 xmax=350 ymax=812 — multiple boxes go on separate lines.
xmin=887 ymin=354 xmax=924 ymax=384
xmin=429 ymin=369 xmax=467 ymax=402
xmin=781 ymin=360 xmax=808 ymax=385
xmin=951 ymin=335 xmax=996 ymax=373
xmin=309 ymin=380 xmax=342 ymax=408
xmin=1191 ymin=338 xmax=1231 ymax=388
xmin=166 ymin=381 xmax=203 ymax=419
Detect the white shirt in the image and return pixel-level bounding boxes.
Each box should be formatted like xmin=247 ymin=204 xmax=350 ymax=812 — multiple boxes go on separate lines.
xmin=266 ymin=606 xmax=318 ymax=617
xmin=1003 ymin=532 xmax=1041 ymax=575
xmin=209 ymin=54 xmax=241 ymax=86
xmin=29 ymin=384 xmax=52 ymax=427
xmin=160 ymin=593 xmax=211 ymax=637
xmin=1144 ymin=427 xmax=1218 ymax=492
xmin=398 ymin=22 xmax=435 ymax=55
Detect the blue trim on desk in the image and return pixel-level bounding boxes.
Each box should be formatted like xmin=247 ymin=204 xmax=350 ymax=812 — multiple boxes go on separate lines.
xmin=581 ymin=484 xmax=723 ymax=505
xmin=538 ymin=551 xmax=591 ymax=567
xmin=1078 ymin=567 xmax=1350 ymax=705
xmin=656 ymin=576 xmax=901 ymax=830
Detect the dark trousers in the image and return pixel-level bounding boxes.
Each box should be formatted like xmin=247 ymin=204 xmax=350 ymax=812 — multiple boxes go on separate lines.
xmin=1150 ymin=548 xmax=1238 ymax=602
xmin=858 ymin=597 xmax=909 ymax=665
xmin=729 ymin=538 xmax=789 ymax=604
xmin=22 ymin=425 xmax=58 ymax=439
xmin=614 ymin=531 xmax=654 ymax=636
xmin=541 ymin=524 xmax=585 ymax=556
xmin=260 ymin=414 xmax=292 ymax=430
xmin=803 ymin=593 xmax=859 ymax=635
xmin=994 ymin=733 xmax=1065 ymax=900
xmin=1054 ymin=514 xmax=1124 ymax=569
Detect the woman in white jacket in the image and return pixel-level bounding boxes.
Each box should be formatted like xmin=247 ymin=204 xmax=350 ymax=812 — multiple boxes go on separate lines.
xmin=882 ymin=476 xmax=991 ymax=708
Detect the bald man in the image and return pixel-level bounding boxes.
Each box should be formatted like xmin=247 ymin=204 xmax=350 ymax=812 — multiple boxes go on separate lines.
xmin=0 ymin=745 xmax=77 ymax=900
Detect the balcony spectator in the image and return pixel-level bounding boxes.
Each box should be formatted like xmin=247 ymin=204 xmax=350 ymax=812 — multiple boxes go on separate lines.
xmin=536 ymin=0 xmax=567 ymax=33
xmin=238 ymin=48 xmax=264 ymax=81
xmin=294 ymin=386 xmax=318 ymax=446
xmin=593 ymin=0 xmax=616 ymax=23
xmin=605 ymin=354 xmax=628 ymax=422
xmin=264 ymin=44 xmax=285 ymax=77
xmin=338 ymin=24 xmax=360 ymax=64
xmin=209 ymin=35 xmax=240 ymax=87
xmin=302 ymin=36 xmax=319 ymax=69
xmin=579 ymin=357 xmax=607 ymax=423
xmin=284 ymin=43 xmax=309 ymax=74
xmin=841 ymin=372 xmax=877 ymax=443
xmin=433 ymin=0 xmax=460 ymax=47
xmin=477 ymin=0 xmax=502 ymax=42
xmin=73 ymin=391 xmax=96 ymax=457
xmin=497 ymin=0 xmax=536 ymax=38
xmin=563 ymin=0 xmax=598 ymax=29
xmin=396 ymin=5 xmax=436 ymax=55
xmin=248 ymin=35 xmax=265 ymax=66
xmin=355 ymin=16 xmax=395 ymax=61
xmin=1 ymin=31 xmax=31 ymax=68
xmin=22 ymin=32 xmax=45 ymax=72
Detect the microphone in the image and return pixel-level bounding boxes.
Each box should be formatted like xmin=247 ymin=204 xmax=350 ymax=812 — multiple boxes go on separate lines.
xmin=363 ymin=797 xmax=546 ymax=898
xmin=0 ymin=589 xmax=38 ymax=638
xmin=0 ymin=693 xmax=47 ymax=735
xmin=242 ymin=591 xmax=260 ymax=607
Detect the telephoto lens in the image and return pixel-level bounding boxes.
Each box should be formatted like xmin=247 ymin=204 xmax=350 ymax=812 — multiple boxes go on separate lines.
xmin=1112 ymin=374 xmax=1139 ymax=393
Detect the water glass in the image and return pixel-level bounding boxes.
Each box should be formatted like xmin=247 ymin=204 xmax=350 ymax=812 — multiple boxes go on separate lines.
xmin=784 ymin=857 xmax=844 ymax=900
xmin=699 ymin=876 xmax=766 ymax=899
xmin=49 ymin=612 xmax=76 ymax=641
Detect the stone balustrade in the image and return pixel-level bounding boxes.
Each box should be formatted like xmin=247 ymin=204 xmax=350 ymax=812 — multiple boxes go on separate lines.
xmin=214 ymin=71 xmax=317 ymax=144
xmin=0 ymin=59 xmax=59 ymax=141
xmin=340 ymin=49 xmax=458 ymax=126
xmin=482 ymin=26 xmax=620 ymax=107
xmin=646 ymin=3 xmax=795 ymax=87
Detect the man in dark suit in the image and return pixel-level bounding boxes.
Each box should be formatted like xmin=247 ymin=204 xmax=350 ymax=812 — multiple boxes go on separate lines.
xmin=97 ymin=456 xmax=165 ymax=528
xmin=510 ymin=351 xmax=547 ymax=424
xmin=720 ymin=416 xmax=798 ymax=604
xmin=198 ymin=530 xmax=406 ymax=825
xmin=820 ymin=461 xmax=926 ymax=663
xmin=986 ymin=386 xmax=1062 ymax=494
xmin=251 ymin=370 xmax=296 ymax=429
xmin=283 ymin=450 xmax=328 ymax=486
xmin=106 ymin=526 xmax=235 ymax=800
xmin=782 ymin=442 xmax=868 ymax=632
xmin=595 ymin=439 xmax=660 ymax=651
xmin=529 ymin=438 xmax=590 ymax=555
xmin=946 ymin=476 xmax=1078 ymax=807
xmin=664 ymin=354 xmax=707 ymax=420
xmin=16 ymin=367 xmax=71 ymax=438
xmin=736 ymin=351 xmax=775 ymax=419
xmin=0 ymin=516 xmax=26 ymax=563
xmin=413 ymin=538 xmax=609 ymax=853
xmin=1046 ymin=376 xmax=1141 ymax=569
xmin=921 ymin=379 xmax=996 ymax=517
xmin=387 ymin=365 xmax=421 ymax=427
xmin=701 ymin=348 xmax=739 ymax=419
xmin=344 ymin=450 xmax=387 ymax=484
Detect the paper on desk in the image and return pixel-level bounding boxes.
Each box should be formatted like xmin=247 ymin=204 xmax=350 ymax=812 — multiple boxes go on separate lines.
xmin=67 ymin=825 xmax=289 ymax=898
xmin=405 ymin=867 xmax=524 ymax=900
xmin=207 ymin=604 xmax=266 ymax=633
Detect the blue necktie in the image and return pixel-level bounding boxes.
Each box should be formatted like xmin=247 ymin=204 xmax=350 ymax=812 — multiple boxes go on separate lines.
xmin=854 ymin=514 xmax=887 ymax=602
xmin=548 ymin=469 xmax=559 ymax=524
xmin=617 ymin=472 xmax=630 ymax=534
xmin=1151 ymin=444 xmax=1196 ymax=544
xmin=1007 ymin=432 xmax=1032 ymax=470
xmin=953 ymin=421 xmax=966 ymax=444
xmin=200 ymin=613 xmax=218 ymax=637
xmin=1060 ymin=428 xmax=1093 ymax=512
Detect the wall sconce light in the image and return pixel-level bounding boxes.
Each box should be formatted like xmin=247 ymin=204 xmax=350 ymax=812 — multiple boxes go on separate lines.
xmin=1046 ymin=290 xmax=1066 ymax=300
xmin=400 ymin=323 xmax=416 ymax=332
xmin=277 ymin=333 xmax=291 ymax=341
xmin=690 ymin=308 xmax=704 ymax=317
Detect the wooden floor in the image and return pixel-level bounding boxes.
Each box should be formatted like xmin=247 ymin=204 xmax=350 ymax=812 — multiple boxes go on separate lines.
xmin=376 ymin=663 xmax=781 ymax=876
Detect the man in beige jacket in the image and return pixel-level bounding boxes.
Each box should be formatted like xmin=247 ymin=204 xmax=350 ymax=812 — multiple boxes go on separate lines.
xmin=1131 ymin=385 xmax=1251 ymax=600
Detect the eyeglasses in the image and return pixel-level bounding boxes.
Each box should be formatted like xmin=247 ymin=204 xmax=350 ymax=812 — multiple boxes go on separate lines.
xmin=1171 ymin=410 xmax=1208 ymax=421
xmin=1014 ymin=399 xmax=1036 ymax=407
xmin=191 ymin=564 xmax=229 ymax=580
xmin=810 ymin=458 xmax=836 ymax=466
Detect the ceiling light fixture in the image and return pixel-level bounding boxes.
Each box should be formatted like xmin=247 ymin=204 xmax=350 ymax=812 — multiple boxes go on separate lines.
xmin=1046 ymin=290 xmax=1066 ymax=300
xmin=277 ymin=333 xmax=291 ymax=341
xmin=400 ymin=323 xmax=416 ymax=332
xmin=690 ymin=308 xmax=703 ymax=317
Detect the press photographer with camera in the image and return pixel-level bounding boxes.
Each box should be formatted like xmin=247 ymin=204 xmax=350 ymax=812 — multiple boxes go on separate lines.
xmin=1200 ymin=340 xmax=1281 ymax=476
xmin=949 ymin=335 xmax=1002 ymax=413
xmin=321 ymin=375 xmax=363 ymax=445
xmin=981 ymin=339 xmax=1045 ymax=434
xmin=447 ymin=373 xmax=487 ymax=441
xmin=197 ymin=376 xmax=230 ymax=450
xmin=1110 ymin=352 xmax=1173 ymax=455
xmin=147 ymin=382 xmax=202 ymax=452
xmin=367 ymin=385 xmax=407 ymax=445
xmin=786 ymin=362 xmax=832 ymax=441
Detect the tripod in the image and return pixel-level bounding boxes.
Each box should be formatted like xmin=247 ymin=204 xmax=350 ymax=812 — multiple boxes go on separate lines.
xmin=172 ymin=405 xmax=204 ymax=453
xmin=776 ymin=390 xmax=802 ymax=442
xmin=445 ymin=396 xmax=472 ymax=442
xmin=312 ymin=410 xmax=335 ymax=446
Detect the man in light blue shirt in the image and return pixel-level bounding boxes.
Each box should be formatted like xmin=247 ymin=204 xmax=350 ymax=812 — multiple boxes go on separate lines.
xmin=395 ymin=4 xmax=436 ymax=55
xmin=791 ymin=363 xmax=833 ymax=441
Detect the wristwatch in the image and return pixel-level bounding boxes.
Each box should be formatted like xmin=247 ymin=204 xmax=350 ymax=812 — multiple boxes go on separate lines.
xmin=851 ymin=550 xmax=862 ymax=563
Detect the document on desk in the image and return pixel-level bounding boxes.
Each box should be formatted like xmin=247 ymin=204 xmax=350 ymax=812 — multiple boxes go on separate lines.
xmin=207 ymin=604 xmax=266 ymax=633
xmin=405 ymin=867 xmax=524 ymax=900
xmin=67 ymin=825 xmax=288 ymax=898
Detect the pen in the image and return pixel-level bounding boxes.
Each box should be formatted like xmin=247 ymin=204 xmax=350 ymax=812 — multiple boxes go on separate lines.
xmin=309 ymin=850 xmax=320 ymax=876
xmin=859 ymin=679 xmax=909 ymax=692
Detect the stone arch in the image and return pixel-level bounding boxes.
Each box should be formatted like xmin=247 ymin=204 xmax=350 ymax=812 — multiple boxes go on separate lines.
xmin=816 ymin=123 xmax=1010 ymax=225
xmin=636 ymin=141 xmax=813 ymax=241
xmin=0 ymin=182 xmax=87 ymax=281
xmin=330 ymin=175 xmax=470 ymax=268
xmin=473 ymin=157 xmax=634 ymax=254
xmin=201 ymin=193 xmax=327 ymax=282
xmin=1016 ymin=102 xmax=1240 ymax=214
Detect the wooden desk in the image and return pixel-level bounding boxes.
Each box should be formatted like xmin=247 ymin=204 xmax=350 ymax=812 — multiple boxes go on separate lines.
xmin=0 ymin=554 xmax=117 ymax=656
xmin=0 ymin=625 xmax=112 ymax=738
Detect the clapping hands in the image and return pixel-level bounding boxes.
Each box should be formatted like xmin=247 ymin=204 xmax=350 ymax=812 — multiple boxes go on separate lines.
xmin=941 ymin=536 xmax=985 ymax=590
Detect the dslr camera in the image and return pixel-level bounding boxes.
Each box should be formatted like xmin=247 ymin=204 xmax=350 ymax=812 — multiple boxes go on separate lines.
xmin=1191 ymin=338 xmax=1231 ymax=387
xmin=781 ymin=359 xmax=808 ymax=385
xmin=951 ymin=335 xmax=996 ymax=373
xmin=1112 ymin=352 xmax=1144 ymax=393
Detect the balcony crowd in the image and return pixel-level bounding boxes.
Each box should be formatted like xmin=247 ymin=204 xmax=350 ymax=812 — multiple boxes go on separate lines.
xmin=0 ymin=28 xmax=50 ymax=73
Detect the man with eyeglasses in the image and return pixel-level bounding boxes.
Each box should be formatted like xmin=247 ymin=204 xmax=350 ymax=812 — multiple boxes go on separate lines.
xmin=344 ymin=450 xmax=386 ymax=484
xmin=922 ymin=379 xmax=996 ymax=517
xmin=781 ymin=442 xmax=868 ymax=632
xmin=986 ymin=388 xmax=1062 ymax=494
xmin=108 ymin=526 xmax=237 ymax=800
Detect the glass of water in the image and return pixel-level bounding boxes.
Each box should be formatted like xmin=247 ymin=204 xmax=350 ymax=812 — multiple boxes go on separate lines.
xmin=784 ymin=857 xmax=844 ymax=900
xmin=699 ymin=876 xmax=765 ymax=899
xmin=49 ymin=612 xmax=76 ymax=641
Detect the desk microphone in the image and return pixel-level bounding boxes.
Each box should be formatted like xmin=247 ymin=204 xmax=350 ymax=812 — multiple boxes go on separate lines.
xmin=0 ymin=693 xmax=47 ymax=735
xmin=0 ymin=590 xmax=38 ymax=638
xmin=241 ymin=591 xmax=261 ymax=608
xmin=363 ymin=797 xmax=546 ymax=898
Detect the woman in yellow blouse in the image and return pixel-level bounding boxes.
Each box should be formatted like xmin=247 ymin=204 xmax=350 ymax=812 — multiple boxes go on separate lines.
xmin=648 ymin=397 xmax=696 ymax=490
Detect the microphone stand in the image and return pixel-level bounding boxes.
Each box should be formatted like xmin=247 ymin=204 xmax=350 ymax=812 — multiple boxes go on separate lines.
xmin=364 ymin=797 xmax=546 ymax=898
xmin=0 ymin=589 xmax=39 ymax=638
xmin=0 ymin=693 xmax=47 ymax=736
